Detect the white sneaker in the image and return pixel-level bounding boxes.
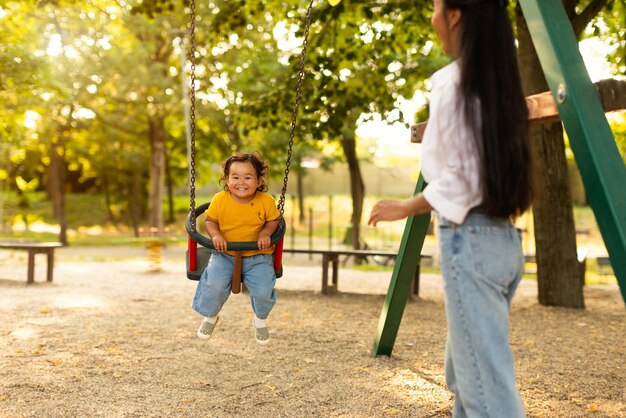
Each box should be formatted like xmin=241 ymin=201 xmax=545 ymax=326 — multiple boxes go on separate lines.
xmin=197 ymin=317 xmax=219 ymax=339
xmin=252 ymin=317 xmax=270 ymax=345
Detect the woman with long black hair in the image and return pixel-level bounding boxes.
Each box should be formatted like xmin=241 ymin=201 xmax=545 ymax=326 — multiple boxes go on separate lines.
xmin=369 ymin=0 xmax=532 ymax=416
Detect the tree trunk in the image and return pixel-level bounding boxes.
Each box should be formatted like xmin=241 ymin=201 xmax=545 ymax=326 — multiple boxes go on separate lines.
xmin=48 ymin=134 xmax=68 ymax=246
xmin=531 ymin=124 xmax=585 ymax=307
xmin=102 ymin=175 xmax=117 ymax=224
xmin=516 ymin=5 xmax=584 ymax=308
xmin=340 ymin=135 xmax=365 ymax=251
xmin=129 ymin=162 xmax=143 ymax=238
xmin=148 ymin=113 xmax=166 ymax=230
xmin=297 ymin=171 xmax=305 ymax=225
xmin=164 ymin=142 xmax=175 ymax=224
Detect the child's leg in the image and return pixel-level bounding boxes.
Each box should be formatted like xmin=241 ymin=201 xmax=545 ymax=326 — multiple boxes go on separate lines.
xmin=191 ymin=252 xmax=233 ymax=317
xmin=241 ymin=254 xmax=276 ymax=319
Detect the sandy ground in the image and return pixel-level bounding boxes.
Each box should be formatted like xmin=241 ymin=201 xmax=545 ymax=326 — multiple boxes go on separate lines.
xmin=0 ymin=245 xmax=624 ymax=417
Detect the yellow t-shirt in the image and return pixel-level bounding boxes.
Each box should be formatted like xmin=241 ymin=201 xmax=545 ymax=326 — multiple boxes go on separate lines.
xmin=205 ymin=191 xmax=280 ymax=256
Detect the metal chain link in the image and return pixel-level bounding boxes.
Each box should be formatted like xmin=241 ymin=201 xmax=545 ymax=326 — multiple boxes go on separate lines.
xmin=277 ymin=0 xmax=314 ymax=216
xmin=188 ymin=0 xmax=197 ymax=231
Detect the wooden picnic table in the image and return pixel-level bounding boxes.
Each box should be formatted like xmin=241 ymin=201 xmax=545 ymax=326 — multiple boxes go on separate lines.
xmin=0 ymin=242 xmax=64 ymax=284
xmin=283 ymin=248 xmax=432 ymax=295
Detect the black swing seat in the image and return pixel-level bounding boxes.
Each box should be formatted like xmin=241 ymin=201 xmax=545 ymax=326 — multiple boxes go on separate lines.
xmin=185 ymin=246 xmax=213 ymax=281
xmin=186 ymin=201 xmax=286 ymax=281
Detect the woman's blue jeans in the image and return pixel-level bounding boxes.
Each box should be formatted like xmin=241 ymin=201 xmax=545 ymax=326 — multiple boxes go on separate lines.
xmin=192 ymin=252 xmax=276 ymax=319
xmin=438 ymin=213 xmax=525 ymax=418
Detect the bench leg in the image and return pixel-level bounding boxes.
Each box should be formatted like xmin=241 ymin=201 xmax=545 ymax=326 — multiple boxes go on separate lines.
xmin=412 ymin=262 xmax=421 ymax=298
xmin=322 ymin=254 xmax=329 ymax=295
xmin=320 ymin=254 xmax=339 ymax=295
xmin=46 ymin=249 xmax=54 ymax=282
xmin=27 ymin=250 xmax=35 ymax=284
xmin=330 ymin=255 xmax=338 ymax=294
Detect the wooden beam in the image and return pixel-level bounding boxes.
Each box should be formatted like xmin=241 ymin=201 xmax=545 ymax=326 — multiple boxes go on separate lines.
xmin=409 ymin=78 xmax=626 ymax=143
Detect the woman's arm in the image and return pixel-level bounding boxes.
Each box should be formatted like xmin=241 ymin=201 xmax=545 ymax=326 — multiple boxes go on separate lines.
xmin=368 ymin=193 xmax=433 ymax=226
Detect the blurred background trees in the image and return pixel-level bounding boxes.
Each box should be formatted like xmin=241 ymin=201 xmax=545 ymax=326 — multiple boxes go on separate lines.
xmin=1 ymin=0 xmax=624 ymax=306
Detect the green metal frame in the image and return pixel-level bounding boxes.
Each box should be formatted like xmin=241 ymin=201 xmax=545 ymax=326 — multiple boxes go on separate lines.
xmin=372 ymin=176 xmax=430 ymax=357
xmin=373 ymin=0 xmax=626 ymax=357
xmin=520 ymin=0 xmax=626 ymax=303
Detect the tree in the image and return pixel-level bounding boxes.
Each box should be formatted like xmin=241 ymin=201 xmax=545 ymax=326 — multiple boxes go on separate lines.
xmin=0 ymin=2 xmax=46 ymax=231
xmin=515 ymin=0 xmax=624 ymax=308
xmin=1 ymin=1 xmax=85 ymax=244
xmin=121 ymin=0 xmax=441 ymax=249
xmin=226 ymin=1 xmax=441 ymax=249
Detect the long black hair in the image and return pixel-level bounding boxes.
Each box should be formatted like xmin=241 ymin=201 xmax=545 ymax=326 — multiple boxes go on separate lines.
xmin=445 ymin=0 xmax=533 ymax=218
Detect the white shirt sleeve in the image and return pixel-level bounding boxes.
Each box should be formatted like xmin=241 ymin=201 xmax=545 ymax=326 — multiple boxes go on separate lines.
xmin=420 ymin=62 xmax=482 ymax=224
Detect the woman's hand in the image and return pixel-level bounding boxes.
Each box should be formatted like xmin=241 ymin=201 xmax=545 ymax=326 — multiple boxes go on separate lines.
xmin=211 ymin=234 xmax=228 ymax=252
xmin=368 ymin=200 xmax=411 ymax=226
xmin=368 ymin=194 xmax=433 ymax=226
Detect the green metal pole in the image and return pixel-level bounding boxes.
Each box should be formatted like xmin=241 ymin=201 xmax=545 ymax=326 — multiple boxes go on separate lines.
xmin=372 ymin=175 xmax=431 ymax=357
xmin=520 ymin=0 xmax=626 ymax=304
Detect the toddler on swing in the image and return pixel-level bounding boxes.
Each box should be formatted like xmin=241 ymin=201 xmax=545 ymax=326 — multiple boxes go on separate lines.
xmin=191 ymin=152 xmax=279 ymax=345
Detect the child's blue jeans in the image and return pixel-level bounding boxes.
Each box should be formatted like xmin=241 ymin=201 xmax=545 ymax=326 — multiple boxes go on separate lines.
xmin=192 ymin=252 xmax=276 ymax=319
xmin=438 ymin=213 xmax=525 ymax=418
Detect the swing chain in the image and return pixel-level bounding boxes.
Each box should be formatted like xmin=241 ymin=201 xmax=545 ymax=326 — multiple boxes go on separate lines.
xmin=188 ymin=0 xmax=313 ymax=221
xmin=277 ymin=0 xmax=314 ymax=217
xmin=188 ymin=0 xmax=197 ymax=231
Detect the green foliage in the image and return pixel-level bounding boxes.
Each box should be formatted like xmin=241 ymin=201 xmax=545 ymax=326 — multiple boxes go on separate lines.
xmin=609 ymin=111 xmax=626 ymax=162
xmin=131 ymin=0 xmax=177 ymax=18
xmin=589 ymin=0 xmax=626 ymax=75
xmin=1 ymin=191 xmax=109 ymax=228
xmin=1 ymin=0 xmax=623 ymax=234
xmin=413 ymin=102 xmax=430 ymax=124
xmin=240 ymin=1 xmax=443 ymax=141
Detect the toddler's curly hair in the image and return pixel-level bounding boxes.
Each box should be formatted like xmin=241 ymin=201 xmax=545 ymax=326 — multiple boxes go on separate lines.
xmin=219 ymin=152 xmax=269 ymax=192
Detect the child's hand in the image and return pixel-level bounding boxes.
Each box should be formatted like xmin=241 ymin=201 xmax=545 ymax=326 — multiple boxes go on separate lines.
xmin=211 ymin=235 xmax=228 ymax=252
xmin=257 ymin=232 xmax=271 ymax=251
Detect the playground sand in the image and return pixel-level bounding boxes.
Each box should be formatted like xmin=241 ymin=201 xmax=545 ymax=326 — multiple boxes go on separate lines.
xmin=0 ymin=246 xmax=624 ymax=417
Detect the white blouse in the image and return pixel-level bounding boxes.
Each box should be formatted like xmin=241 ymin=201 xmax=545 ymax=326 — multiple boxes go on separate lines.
xmin=421 ymin=60 xmax=482 ymax=225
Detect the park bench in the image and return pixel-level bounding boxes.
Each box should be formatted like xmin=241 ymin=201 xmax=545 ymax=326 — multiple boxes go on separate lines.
xmin=0 ymin=242 xmax=63 ymax=284
xmin=596 ymin=256 xmax=613 ymax=275
xmin=523 ymin=251 xmax=588 ymax=281
xmin=282 ymin=248 xmax=432 ymax=295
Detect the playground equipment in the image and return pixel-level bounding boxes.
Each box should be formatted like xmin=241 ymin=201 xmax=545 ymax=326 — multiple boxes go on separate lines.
xmin=372 ymin=0 xmax=626 ymax=357
xmin=184 ymin=0 xmax=315 ymax=293
xmin=139 ymin=227 xmax=169 ymax=272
